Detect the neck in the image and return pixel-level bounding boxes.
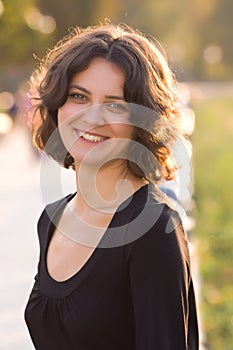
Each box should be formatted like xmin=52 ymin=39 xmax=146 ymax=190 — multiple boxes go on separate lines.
xmin=73 ymin=159 xmax=145 ymax=214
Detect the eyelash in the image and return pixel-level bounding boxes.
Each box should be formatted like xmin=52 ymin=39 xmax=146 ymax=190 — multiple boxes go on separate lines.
xmin=105 ymin=102 xmax=128 ymax=113
xmin=68 ymin=93 xmax=128 ymax=113
xmin=68 ymin=93 xmax=87 ymax=102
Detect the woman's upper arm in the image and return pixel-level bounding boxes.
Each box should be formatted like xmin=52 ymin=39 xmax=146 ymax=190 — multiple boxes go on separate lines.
xmin=124 ymin=205 xmax=191 ymax=350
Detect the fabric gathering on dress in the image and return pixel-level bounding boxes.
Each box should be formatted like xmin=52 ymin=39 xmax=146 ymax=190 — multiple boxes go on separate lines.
xmin=24 ymin=184 xmax=199 ymax=350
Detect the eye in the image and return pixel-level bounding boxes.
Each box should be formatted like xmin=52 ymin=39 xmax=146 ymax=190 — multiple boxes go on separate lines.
xmin=68 ymin=93 xmax=88 ymax=103
xmin=105 ymin=102 xmax=129 ymax=113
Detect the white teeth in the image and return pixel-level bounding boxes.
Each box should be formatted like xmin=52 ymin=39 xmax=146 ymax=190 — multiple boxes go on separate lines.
xmin=79 ymin=131 xmax=105 ymax=143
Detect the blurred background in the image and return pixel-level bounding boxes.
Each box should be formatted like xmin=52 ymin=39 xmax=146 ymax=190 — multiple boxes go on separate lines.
xmin=0 ymin=0 xmax=232 ymax=349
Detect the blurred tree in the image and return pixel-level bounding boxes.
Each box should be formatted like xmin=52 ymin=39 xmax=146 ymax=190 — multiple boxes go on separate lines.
xmin=36 ymin=0 xmax=122 ymax=37
xmin=201 ymin=0 xmax=233 ymax=79
xmin=36 ymin=0 xmax=96 ymax=37
xmin=0 ymin=0 xmax=55 ymax=90
xmin=37 ymin=0 xmax=233 ymax=80
xmin=0 ymin=0 xmax=232 ymax=90
xmin=0 ymin=0 xmax=52 ymax=65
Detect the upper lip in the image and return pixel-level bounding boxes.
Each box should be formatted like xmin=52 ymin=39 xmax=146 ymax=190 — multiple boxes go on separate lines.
xmin=75 ymin=128 xmax=109 ymax=138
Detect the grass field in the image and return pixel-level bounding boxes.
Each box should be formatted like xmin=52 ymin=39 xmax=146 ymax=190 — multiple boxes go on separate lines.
xmin=191 ymin=97 xmax=233 ymax=350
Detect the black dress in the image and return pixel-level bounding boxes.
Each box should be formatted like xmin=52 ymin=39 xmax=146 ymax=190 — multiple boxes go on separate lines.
xmin=24 ymin=184 xmax=199 ymax=349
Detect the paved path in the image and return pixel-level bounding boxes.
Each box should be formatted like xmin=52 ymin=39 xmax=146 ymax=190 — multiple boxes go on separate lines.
xmin=0 ymin=123 xmax=76 ymax=349
xmin=0 ymin=124 xmax=205 ymax=349
xmin=0 ymin=127 xmax=37 ymax=349
xmin=0 ymin=124 xmax=43 ymax=349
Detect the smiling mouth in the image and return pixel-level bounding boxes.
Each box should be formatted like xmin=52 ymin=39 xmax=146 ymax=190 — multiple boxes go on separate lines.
xmin=77 ymin=130 xmax=109 ymax=143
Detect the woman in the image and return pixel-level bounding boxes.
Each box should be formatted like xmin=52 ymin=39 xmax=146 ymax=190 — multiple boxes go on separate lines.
xmin=25 ymin=23 xmax=199 ymax=349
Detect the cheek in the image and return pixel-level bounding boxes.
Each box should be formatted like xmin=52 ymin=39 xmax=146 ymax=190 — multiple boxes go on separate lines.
xmin=112 ymin=124 xmax=135 ymax=139
xmin=57 ymin=106 xmax=75 ymax=152
xmin=58 ymin=103 xmax=87 ymax=127
xmin=57 ymin=105 xmax=70 ymax=125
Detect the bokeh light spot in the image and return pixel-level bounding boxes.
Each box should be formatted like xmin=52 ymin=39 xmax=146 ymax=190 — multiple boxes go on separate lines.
xmin=0 ymin=113 xmax=13 ymax=134
xmin=0 ymin=0 xmax=4 ymax=17
xmin=203 ymin=45 xmax=223 ymax=64
xmin=24 ymin=6 xmax=56 ymax=34
xmin=0 ymin=91 xmax=15 ymax=110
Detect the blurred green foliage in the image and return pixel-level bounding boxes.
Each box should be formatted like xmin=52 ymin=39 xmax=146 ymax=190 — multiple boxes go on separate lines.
xmin=0 ymin=0 xmax=233 ymax=91
xmin=0 ymin=0 xmax=51 ymax=64
xmin=192 ymin=97 xmax=233 ymax=350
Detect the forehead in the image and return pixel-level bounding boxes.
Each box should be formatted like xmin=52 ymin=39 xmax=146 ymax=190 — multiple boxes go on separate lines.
xmin=69 ymin=57 xmax=126 ymax=94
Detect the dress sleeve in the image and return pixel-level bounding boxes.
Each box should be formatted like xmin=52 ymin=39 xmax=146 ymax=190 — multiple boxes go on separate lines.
xmin=124 ymin=205 xmax=192 ymax=350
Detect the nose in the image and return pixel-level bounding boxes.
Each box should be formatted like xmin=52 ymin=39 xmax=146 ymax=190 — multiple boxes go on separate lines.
xmin=82 ymin=104 xmax=104 ymax=126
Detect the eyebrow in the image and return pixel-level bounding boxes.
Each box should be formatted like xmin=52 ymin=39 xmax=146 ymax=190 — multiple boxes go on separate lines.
xmin=106 ymin=95 xmax=125 ymax=100
xmin=69 ymin=84 xmax=125 ymax=100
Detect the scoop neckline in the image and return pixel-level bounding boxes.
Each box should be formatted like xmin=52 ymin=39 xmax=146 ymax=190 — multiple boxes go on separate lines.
xmin=44 ymin=184 xmax=149 ymax=286
xmin=44 ymin=192 xmax=98 ymax=285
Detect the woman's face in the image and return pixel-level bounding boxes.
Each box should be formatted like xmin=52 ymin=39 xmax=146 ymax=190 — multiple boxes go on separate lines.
xmin=58 ymin=57 xmax=135 ymax=166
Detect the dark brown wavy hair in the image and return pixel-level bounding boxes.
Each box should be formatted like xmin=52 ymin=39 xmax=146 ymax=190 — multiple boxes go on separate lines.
xmin=28 ymin=22 xmax=182 ymax=183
